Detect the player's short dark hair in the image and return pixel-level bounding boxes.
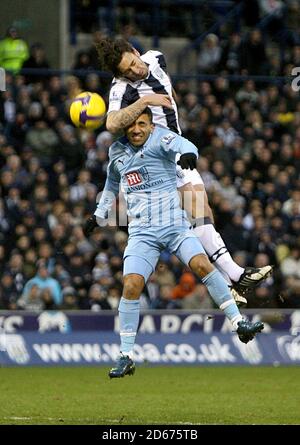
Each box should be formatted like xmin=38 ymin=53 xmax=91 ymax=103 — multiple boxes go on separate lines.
xmin=95 ymin=37 xmax=134 ymax=77
xmin=141 ymin=107 xmax=153 ymax=122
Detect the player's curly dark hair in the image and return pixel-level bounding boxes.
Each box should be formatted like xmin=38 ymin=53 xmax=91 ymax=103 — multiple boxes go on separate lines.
xmin=95 ymin=37 xmax=134 ymax=77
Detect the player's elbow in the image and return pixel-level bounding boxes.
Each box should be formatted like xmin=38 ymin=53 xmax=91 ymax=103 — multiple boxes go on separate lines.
xmin=106 ymin=116 xmax=120 ymax=134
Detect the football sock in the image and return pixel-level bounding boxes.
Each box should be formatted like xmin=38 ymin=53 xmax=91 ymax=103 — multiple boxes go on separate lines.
xmin=118 ymin=297 xmax=140 ymax=356
xmin=193 ymin=224 xmax=244 ymax=283
xmin=202 ymin=269 xmax=242 ymax=330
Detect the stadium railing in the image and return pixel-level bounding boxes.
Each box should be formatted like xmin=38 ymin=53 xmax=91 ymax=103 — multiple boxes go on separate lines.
xmin=14 ymin=67 xmax=292 ymax=86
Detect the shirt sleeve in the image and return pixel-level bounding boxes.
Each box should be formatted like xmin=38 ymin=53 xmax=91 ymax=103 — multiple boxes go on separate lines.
xmin=159 ymin=131 xmax=199 ymax=160
xmin=155 ymin=52 xmax=168 ymax=74
xmin=107 ymin=81 xmax=128 ymax=113
xmin=94 ymin=160 xmax=120 ymax=220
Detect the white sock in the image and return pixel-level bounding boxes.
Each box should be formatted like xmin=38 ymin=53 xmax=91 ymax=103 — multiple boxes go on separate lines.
xmin=120 ymin=350 xmax=134 ymax=360
xmin=193 ymin=224 xmax=244 ymax=283
xmin=231 ymin=315 xmax=243 ymax=331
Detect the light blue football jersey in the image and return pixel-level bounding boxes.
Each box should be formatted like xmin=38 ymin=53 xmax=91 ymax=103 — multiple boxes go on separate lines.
xmin=94 ymin=126 xmax=198 ymax=232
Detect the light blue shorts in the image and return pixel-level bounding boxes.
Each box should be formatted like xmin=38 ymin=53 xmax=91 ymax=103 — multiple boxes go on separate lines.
xmin=123 ymin=225 xmax=205 ymax=282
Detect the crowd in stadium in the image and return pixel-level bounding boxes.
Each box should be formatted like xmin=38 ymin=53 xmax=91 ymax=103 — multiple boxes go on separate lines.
xmin=0 ymin=1 xmax=300 ymax=311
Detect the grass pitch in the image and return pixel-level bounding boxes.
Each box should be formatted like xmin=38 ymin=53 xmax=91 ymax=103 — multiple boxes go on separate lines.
xmin=0 ymin=366 xmax=299 ymax=425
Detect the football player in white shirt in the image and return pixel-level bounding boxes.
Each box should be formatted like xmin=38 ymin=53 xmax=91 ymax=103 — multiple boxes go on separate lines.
xmin=91 ymin=37 xmax=273 ymax=305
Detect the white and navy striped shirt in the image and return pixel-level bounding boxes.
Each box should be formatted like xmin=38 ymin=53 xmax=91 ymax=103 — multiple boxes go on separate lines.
xmin=107 ymin=50 xmax=181 ymax=134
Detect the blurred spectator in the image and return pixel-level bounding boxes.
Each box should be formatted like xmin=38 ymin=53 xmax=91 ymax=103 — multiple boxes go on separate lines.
xmin=22 ymin=43 xmax=50 ymax=84
xmin=181 ymin=284 xmax=213 ymax=310
xmin=282 ymin=189 xmax=300 ymax=216
xmin=280 ymin=246 xmax=300 ymax=279
xmin=220 ymin=33 xmax=242 ymax=74
xmin=119 ymin=23 xmax=145 ymax=55
xmin=0 ymin=26 xmax=29 ymax=74
xmin=57 ymin=125 xmax=85 ymax=177
xmin=60 ymin=286 xmax=79 ymax=310
xmin=88 ymin=284 xmax=112 ymax=311
xmin=151 ymin=284 xmax=182 ymax=309
xmin=73 ymin=50 xmax=93 ymax=71
xmin=18 ymin=283 xmax=44 ymax=311
xmin=154 ymin=261 xmax=176 ymax=287
xmin=258 ymin=0 xmax=290 ymax=46
xmin=106 ymin=285 xmax=122 ymax=310
xmin=0 ymin=271 xmax=18 ymax=309
xmin=172 ymin=272 xmax=196 ymax=300
xmin=240 ymin=29 xmax=269 ymax=74
xmin=25 ymin=119 xmax=59 ymax=168
xmin=5 ymin=252 xmax=26 ymax=294
xmin=70 ymin=169 xmax=97 ymax=202
xmin=89 ymin=31 xmax=108 ymax=70
xmin=197 ymin=34 xmax=222 ymax=74
xmin=19 ymin=260 xmax=62 ymax=307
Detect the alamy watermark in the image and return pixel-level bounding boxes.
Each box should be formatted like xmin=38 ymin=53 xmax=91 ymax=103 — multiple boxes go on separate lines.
xmin=291 ymin=67 xmax=300 ymax=91
xmin=94 ymin=188 xmax=206 ymax=228
xmin=0 ymin=68 xmax=6 ymax=91
xmin=0 ymin=327 xmax=7 ymax=352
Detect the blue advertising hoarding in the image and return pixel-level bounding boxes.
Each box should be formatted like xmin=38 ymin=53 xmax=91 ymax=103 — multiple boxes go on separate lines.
xmin=1 ymin=310 xmax=300 ymax=366
xmin=0 ymin=309 xmax=300 ymax=334
xmin=1 ymin=331 xmax=300 ymax=367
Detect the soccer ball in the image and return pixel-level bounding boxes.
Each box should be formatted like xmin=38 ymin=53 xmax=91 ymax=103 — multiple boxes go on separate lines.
xmin=70 ymin=92 xmax=106 ymax=130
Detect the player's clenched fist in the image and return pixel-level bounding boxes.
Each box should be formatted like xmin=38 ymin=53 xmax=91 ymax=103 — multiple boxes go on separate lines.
xmin=177 ymin=153 xmax=197 ymax=170
xmin=82 ymin=215 xmax=98 ymax=237
xmin=142 ymin=94 xmax=173 ymax=109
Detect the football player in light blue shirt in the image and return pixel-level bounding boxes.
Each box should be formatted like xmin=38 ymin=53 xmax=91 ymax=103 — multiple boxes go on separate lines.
xmin=89 ymin=108 xmax=264 ymax=378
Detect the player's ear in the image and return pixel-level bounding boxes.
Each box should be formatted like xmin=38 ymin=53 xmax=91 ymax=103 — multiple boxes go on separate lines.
xmin=133 ymin=48 xmax=140 ymax=57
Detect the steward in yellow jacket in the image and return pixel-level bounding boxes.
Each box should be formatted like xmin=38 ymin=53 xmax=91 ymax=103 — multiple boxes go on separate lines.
xmin=0 ymin=27 xmax=29 ymax=74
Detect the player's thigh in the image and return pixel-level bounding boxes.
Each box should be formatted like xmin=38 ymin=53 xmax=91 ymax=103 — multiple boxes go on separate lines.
xmin=123 ymin=236 xmax=161 ymax=284
xmin=172 ymin=232 xmax=206 ymax=268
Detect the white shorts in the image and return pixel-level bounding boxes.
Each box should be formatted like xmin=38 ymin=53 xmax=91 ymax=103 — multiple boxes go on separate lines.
xmin=175 ymin=153 xmax=204 ymax=188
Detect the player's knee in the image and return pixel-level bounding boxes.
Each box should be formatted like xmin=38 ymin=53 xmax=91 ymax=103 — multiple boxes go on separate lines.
xmin=189 ymin=254 xmax=214 ymax=278
xmin=123 ymin=274 xmax=144 ymax=299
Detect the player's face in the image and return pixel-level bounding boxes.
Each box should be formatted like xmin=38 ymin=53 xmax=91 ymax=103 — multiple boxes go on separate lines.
xmin=126 ymin=114 xmax=154 ymax=147
xmin=118 ymin=51 xmax=148 ymax=81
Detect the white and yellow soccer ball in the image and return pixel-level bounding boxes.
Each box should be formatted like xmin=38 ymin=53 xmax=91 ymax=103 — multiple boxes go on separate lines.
xmin=70 ymin=92 xmax=106 ymax=130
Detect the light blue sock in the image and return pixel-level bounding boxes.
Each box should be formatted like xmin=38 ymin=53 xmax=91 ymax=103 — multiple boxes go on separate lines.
xmin=202 ymin=269 xmax=242 ymax=329
xmin=118 ymin=297 xmax=140 ymax=355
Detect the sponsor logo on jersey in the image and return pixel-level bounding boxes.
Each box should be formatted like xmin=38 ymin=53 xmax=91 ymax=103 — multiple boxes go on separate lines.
xmin=111 ymin=90 xmax=122 ymax=101
xmin=138 ymin=166 xmax=150 ymax=181
xmin=125 ymin=167 xmax=150 ymax=186
xmin=125 ymin=171 xmax=142 ymax=186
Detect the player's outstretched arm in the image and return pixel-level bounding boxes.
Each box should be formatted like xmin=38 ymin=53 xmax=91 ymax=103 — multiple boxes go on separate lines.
xmin=83 ymin=158 xmax=120 ymax=237
xmin=106 ymin=94 xmax=172 ymax=134
xmin=177 ymin=153 xmax=197 ymax=170
xmin=160 ymin=132 xmax=198 ymax=169
xmin=82 ymin=215 xmax=98 ymax=237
